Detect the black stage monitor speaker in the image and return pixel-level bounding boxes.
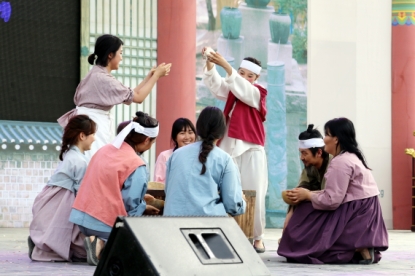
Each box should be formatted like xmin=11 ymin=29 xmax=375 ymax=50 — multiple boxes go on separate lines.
xmin=94 ymin=216 xmax=271 ymax=276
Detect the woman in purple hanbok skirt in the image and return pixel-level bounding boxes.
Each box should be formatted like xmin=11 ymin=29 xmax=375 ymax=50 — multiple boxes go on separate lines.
xmin=29 ymin=115 xmax=96 ymax=262
xmin=278 ymin=118 xmax=388 ymax=264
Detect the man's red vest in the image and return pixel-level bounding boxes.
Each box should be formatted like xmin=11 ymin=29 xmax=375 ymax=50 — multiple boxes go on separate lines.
xmin=72 ymin=142 xmax=144 ymax=226
xmin=222 ymin=84 xmax=267 ymax=146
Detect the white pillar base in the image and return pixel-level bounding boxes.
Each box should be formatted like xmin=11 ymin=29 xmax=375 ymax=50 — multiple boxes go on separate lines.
xmin=268 ymin=41 xmax=292 ymax=84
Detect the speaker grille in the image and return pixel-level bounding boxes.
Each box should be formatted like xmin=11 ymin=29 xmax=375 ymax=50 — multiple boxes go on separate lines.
xmin=182 ymin=228 xmax=242 ymax=264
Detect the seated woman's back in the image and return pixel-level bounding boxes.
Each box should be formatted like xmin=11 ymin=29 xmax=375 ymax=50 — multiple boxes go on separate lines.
xmin=163 ymin=106 xmax=246 ymax=217
xmin=164 ymin=141 xmax=243 ymax=216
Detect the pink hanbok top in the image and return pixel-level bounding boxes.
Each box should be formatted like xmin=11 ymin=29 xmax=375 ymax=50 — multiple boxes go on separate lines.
xmin=153 ymin=149 xmax=173 ymax=183
xmin=58 ymin=66 xmax=134 ymax=126
xmin=310 ymin=152 xmax=380 ymax=210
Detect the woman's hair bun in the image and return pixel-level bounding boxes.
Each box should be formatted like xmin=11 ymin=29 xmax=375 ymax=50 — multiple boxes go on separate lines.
xmin=87 ymin=54 xmax=97 ymax=65
xmin=135 ymin=111 xmax=146 ymax=117
xmin=306 ymin=124 xmax=314 ymax=133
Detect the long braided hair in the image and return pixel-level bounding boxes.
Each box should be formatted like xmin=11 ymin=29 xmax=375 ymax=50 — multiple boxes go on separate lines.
xmin=196 ymin=107 xmax=226 ymax=175
xmin=324 ymin=117 xmax=371 ymax=169
xmin=59 ymin=115 xmax=96 ymax=161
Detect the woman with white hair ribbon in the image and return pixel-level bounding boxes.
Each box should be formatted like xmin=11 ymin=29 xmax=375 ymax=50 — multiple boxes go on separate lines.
xmin=69 ymin=111 xmax=159 ymax=266
xmin=202 ymin=47 xmax=268 ymax=253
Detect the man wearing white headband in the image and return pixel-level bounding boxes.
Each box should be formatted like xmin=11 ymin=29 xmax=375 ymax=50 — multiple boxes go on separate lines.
xmin=287 ymin=124 xmax=332 ymax=195
xmin=280 ymin=124 xmax=332 ymax=243
xmin=202 ymin=47 xmax=268 ymax=253
xmin=69 ymin=111 xmax=160 ymax=265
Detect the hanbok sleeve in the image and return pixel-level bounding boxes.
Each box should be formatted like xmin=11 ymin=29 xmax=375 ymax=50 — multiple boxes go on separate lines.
xmin=203 ymin=66 xmax=261 ymax=110
xmin=220 ymin=157 xmax=246 ymax=216
xmin=310 ymin=159 xmax=351 ymax=210
xmin=72 ymin=161 xmax=87 ymax=194
xmin=69 ymin=152 xmax=88 ymax=194
xmin=203 ymin=65 xmax=232 ymax=101
xmin=48 ymin=153 xmax=87 ymax=194
xmin=121 ymin=166 xmax=148 ymax=216
xmin=164 ymin=154 xmax=174 ymax=195
xmin=296 ymin=168 xmax=310 ymax=188
xmin=154 ymin=152 xmax=168 ymax=183
xmin=106 ymin=76 xmax=134 ymax=105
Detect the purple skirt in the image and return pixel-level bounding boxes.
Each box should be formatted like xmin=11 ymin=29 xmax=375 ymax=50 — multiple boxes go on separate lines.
xmin=277 ymin=196 xmax=388 ymax=264
xmin=30 ymin=186 xmax=86 ymax=262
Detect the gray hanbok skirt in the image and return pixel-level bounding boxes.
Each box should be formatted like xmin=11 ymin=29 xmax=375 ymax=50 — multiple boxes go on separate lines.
xmin=29 ymin=185 xmax=86 ymax=261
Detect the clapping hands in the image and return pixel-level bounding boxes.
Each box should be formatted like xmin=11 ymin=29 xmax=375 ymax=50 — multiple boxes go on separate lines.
xmin=153 ymin=63 xmax=172 ymax=77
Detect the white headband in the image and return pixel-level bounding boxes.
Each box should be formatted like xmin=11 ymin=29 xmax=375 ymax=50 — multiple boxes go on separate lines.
xmin=298 ymin=138 xmax=325 ymax=149
xmin=240 ymin=60 xmax=262 ymax=75
xmin=112 ymin=121 xmax=159 ymax=149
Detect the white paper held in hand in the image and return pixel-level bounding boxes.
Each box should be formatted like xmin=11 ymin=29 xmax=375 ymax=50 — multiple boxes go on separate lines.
xmin=203 ymin=47 xmax=215 ymax=59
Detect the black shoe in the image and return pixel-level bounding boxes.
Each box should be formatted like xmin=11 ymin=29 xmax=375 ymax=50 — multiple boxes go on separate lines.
xmin=71 ymin=256 xmax=87 ymax=263
xmin=359 ymin=248 xmax=374 ymax=265
xmin=253 ymin=242 xmax=265 ymax=253
xmin=84 ymin=237 xmax=99 ymax=266
xmin=27 ymin=236 xmax=35 ymax=260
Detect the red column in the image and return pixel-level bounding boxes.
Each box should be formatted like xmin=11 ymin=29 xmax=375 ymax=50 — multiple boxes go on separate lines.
xmin=156 ymin=0 xmax=196 ymax=156
xmin=392 ymin=3 xmax=415 ymax=229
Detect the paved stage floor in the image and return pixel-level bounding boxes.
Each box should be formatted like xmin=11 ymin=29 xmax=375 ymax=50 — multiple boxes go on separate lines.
xmin=0 ymin=228 xmax=414 ymax=275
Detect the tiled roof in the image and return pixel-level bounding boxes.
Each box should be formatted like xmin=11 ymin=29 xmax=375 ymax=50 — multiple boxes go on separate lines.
xmin=0 ymin=120 xmax=63 ymax=151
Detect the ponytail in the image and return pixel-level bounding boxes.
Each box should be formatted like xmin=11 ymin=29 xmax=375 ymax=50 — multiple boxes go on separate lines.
xmin=87 ymin=54 xmax=97 ymax=65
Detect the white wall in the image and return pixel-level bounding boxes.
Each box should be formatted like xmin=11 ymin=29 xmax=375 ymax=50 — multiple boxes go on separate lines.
xmin=308 ymin=0 xmax=392 ymax=228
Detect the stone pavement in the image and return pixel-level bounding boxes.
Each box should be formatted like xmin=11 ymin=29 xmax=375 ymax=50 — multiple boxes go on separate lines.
xmin=0 ymin=228 xmax=414 ymax=275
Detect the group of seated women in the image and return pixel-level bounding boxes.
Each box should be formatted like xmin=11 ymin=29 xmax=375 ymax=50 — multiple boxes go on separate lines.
xmin=29 ymin=106 xmax=246 ymax=265
xmin=28 ymin=111 xmax=389 ymax=266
